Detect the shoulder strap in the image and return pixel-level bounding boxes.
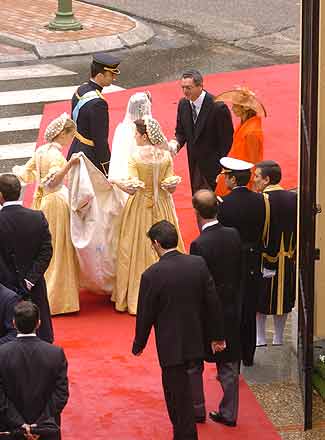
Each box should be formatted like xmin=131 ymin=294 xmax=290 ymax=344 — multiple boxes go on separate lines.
xmin=72 ymin=90 xmax=104 ymax=123
xmin=262 ymin=192 xmax=270 ymax=246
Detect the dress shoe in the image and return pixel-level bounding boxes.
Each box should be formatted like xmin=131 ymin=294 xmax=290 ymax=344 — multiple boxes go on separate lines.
xmin=242 ymin=360 xmax=254 ymax=367
xmin=195 ymin=416 xmax=206 ymax=424
xmin=209 ymin=411 xmax=236 ymax=427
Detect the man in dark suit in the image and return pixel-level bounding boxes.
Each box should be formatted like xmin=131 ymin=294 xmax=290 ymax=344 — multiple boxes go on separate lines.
xmin=67 ymin=53 xmax=121 ymax=176
xmin=0 ymin=174 xmax=53 ymax=343
xmin=132 ymin=220 xmax=225 ymax=440
xmin=0 ymin=282 xmax=19 ymax=345
xmin=175 ymin=69 xmax=233 ymax=194
xmin=217 ymin=158 xmax=265 ymax=367
xmin=0 ymin=301 xmax=69 ymax=440
xmin=190 ymin=190 xmax=242 ymax=427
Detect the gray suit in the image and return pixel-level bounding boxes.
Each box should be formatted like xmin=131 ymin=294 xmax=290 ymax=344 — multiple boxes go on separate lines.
xmin=190 ymin=222 xmax=242 ymax=423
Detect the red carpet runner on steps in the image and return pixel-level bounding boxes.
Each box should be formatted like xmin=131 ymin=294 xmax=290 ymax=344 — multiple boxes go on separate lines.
xmin=25 ymin=64 xmax=298 ymax=439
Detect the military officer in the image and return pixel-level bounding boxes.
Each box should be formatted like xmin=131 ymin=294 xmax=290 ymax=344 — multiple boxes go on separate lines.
xmin=217 ymin=157 xmax=265 ymax=366
xmin=67 ymin=53 xmax=121 ymax=176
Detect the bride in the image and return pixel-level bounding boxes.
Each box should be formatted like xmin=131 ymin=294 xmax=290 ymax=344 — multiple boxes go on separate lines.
xmin=111 ymin=116 xmax=184 ymax=315
xmin=108 ymin=91 xmax=152 ymax=185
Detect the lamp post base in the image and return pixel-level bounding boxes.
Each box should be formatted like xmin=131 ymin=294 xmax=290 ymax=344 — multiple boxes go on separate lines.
xmin=48 ymin=11 xmax=83 ymax=31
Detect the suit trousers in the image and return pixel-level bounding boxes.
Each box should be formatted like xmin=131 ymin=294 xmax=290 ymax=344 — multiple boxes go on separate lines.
xmin=216 ymin=360 xmax=240 ymax=423
xmin=187 ymin=360 xmax=240 ymax=423
xmin=241 ymin=275 xmax=259 ymax=365
xmin=162 ymin=364 xmax=198 ymax=440
xmin=187 ymin=361 xmax=205 ymax=419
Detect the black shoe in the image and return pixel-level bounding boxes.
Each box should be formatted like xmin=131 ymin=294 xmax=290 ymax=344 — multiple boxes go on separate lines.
xmin=209 ymin=411 xmax=236 ymax=427
xmin=195 ymin=416 xmax=206 ymax=424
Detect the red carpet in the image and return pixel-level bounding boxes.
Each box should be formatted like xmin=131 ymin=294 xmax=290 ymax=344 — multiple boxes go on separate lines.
xmin=26 ymin=64 xmax=299 ymax=438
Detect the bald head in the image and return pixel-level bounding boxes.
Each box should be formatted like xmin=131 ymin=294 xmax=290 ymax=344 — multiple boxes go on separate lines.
xmin=192 ymin=190 xmax=218 ymax=220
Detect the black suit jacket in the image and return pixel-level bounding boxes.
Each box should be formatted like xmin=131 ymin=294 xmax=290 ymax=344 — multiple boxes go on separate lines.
xmin=190 ymin=223 xmax=242 ymax=362
xmin=0 ymin=284 xmax=19 ymax=345
xmin=67 ymin=80 xmax=110 ymax=174
xmin=0 ymin=336 xmax=68 ymax=439
xmin=0 ymin=205 xmax=53 ymax=343
xmin=132 ymin=251 xmax=224 ymax=368
xmin=175 ymin=92 xmax=233 ymax=192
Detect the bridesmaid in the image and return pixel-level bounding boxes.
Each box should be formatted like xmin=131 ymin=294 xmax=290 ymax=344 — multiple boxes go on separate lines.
xmin=13 ymin=113 xmax=80 ymax=315
xmin=111 ymin=117 xmax=184 ymax=315
xmin=215 ymin=87 xmax=266 ymax=196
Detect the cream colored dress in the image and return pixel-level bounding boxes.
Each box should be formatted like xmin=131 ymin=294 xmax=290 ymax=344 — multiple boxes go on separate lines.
xmin=112 ymin=147 xmax=184 ymax=315
xmin=13 ymin=142 xmax=79 ymax=315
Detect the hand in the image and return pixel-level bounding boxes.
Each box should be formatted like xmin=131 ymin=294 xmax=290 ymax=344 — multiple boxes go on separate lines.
xmin=211 ymin=340 xmax=226 ymax=354
xmin=69 ymin=153 xmax=81 ymax=166
xmin=133 ymin=350 xmax=143 ymax=357
xmin=161 ymin=183 xmax=177 ymax=194
xmin=167 ymin=140 xmax=179 ymax=157
xmin=24 ymin=279 xmax=34 ymax=291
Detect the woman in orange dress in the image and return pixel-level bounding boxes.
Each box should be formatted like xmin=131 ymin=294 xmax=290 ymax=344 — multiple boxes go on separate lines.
xmin=215 ymin=87 xmax=266 ymax=196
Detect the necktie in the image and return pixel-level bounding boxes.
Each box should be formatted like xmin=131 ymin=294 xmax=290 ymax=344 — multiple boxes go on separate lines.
xmin=191 ymin=102 xmax=198 ymax=124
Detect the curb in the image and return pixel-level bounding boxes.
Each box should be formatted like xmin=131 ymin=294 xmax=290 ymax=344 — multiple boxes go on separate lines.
xmin=0 ymin=13 xmax=154 ymax=63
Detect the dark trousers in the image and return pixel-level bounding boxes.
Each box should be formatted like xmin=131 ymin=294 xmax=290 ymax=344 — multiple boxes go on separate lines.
xmin=240 ymin=261 xmax=260 ymax=366
xmin=162 ymin=364 xmax=198 ymax=440
xmin=187 ymin=360 xmax=240 ymax=423
xmin=240 ymin=305 xmax=256 ymax=365
xmin=187 ymin=361 xmax=205 ymax=419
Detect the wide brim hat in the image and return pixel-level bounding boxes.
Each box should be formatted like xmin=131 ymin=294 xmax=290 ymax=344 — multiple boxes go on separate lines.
xmin=215 ymin=87 xmax=267 ymax=117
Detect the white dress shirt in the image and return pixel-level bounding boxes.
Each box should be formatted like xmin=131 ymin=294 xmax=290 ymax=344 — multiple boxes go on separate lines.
xmin=2 ymin=201 xmax=23 ymax=207
xmin=201 ymin=219 xmax=219 ymax=231
xmin=190 ymin=90 xmax=206 ymax=117
xmin=17 ymin=333 xmax=37 ymax=338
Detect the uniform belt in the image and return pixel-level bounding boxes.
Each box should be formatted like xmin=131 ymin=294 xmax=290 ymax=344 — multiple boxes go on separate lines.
xmin=74 ymin=131 xmax=94 ymax=147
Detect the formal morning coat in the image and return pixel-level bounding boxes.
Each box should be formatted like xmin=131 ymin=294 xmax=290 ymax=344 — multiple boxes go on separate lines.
xmin=190 ymin=223 xmax=242 ymax=362
xmin=0 ymin=205 xmax=53 ymax=343
xmin=175 ymin=92 xmax=233 ymax=193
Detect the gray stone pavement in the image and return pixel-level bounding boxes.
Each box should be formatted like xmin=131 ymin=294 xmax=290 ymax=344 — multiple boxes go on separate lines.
xmin=83 ymin=0 xmax=300 ymax=60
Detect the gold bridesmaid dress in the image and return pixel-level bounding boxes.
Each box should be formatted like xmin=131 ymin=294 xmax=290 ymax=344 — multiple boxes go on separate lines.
xmin=113 ymin=149 xmax=184 ymax=315
xmin=14 ymin=143 xmax=79 ymax=315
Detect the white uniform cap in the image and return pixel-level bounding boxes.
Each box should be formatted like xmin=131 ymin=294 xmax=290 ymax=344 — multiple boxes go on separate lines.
xmin=220 ymin=157 xmax=254 ymax=171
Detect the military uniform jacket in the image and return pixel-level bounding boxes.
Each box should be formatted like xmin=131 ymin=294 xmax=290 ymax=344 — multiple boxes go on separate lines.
xmin=258 ymin=186 xmax=297 ymax=315
xmin=218 ymin=186 xmax=266 ymax=318
xmin=67 ymin=80 xmax=110 ymax=175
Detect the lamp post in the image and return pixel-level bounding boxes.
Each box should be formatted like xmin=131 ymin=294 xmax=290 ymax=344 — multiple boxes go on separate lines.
xmin=48 ymin=0 xmax=83 ymax=31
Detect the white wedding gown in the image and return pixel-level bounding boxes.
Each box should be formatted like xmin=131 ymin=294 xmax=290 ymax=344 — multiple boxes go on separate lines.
xmin=69 ymin=154 xmax=124 ymax=293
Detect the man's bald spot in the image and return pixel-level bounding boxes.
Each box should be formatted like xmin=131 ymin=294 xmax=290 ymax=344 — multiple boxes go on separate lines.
xmin=192 ymin=190 xmax=218 ymax=219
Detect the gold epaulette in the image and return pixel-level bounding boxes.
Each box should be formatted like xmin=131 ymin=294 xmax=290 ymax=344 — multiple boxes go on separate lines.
xmin=74 ymin=131 xmax=94 ymax=147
